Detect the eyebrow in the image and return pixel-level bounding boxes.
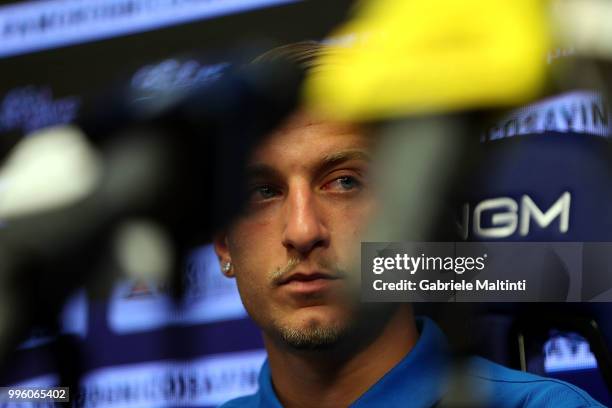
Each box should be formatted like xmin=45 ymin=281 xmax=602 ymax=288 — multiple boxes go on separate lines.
xmin=315 ymin=149 xmax=371 ymax=178
xmin=321 ymin=150 xmax=371 ymax=167
xmin=244 ymin=163 xmax=282 ymax=181
xmin=244 ymin=149 xmax=372 ymax=181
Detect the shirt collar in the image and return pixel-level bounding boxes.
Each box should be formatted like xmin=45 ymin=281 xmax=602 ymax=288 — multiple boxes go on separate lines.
xmin=351 ymin=316 xmax=450 ymax=407
xmin=256 ymin=317 xmax=450 ymax=408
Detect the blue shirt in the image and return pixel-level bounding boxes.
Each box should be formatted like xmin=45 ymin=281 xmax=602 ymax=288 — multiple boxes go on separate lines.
xmin=220 ymin=317 xmax=604 ymax=407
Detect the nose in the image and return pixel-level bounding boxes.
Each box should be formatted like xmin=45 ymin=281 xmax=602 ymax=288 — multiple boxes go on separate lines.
xmin=282 ymin=182 xmax=330 ymax=255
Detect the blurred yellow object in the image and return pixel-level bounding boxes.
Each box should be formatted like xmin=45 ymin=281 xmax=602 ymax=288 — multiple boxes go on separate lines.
xmin=305 ymin=0 xmax=552 ymax=120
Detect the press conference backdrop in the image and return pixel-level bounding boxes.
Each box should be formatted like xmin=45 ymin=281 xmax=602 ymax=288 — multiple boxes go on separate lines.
xmin=0 ymin=0 xmax=354 ymax=138
xmin=2 ymin=245 xmax=266 ymax=408
xmin=470 ymin=88 xmax=612 ymax=405
xmin=0 ymin=1 xmax=610 ymax=407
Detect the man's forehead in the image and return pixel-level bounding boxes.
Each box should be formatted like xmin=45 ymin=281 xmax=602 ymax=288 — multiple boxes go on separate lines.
xmin=249 ymin=110 xmax=372 ymax=165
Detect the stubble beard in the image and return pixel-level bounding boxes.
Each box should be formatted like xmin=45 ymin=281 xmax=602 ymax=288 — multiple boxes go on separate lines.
xmin=272 ymin=314 xmax=353 ymax=350
xmin=267 ymin=257 xmax=356 ymax=350
xmin=265 ymin=300 xmax=400 ymax=352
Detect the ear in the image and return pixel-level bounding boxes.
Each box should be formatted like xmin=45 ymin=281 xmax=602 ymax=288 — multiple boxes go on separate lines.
xmin=213 ymin=231 xmax=235 ymax=278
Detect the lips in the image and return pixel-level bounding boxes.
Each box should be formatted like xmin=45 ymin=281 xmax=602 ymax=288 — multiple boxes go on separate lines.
xmin=277 ymin=271 xmax=342 ymax=294
xmin=279 ymin=272 xmax=339 ymax=285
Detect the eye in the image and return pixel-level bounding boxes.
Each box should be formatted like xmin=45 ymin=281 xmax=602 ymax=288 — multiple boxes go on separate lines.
xmin=250 ymin=185 xmax=281 ymax=201
xmin=322 ymin=175 xmax=363 ymax=192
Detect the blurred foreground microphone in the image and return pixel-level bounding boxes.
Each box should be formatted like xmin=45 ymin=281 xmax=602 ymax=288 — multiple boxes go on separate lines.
xmin=0 ymin=55 xmax=303 ymax=362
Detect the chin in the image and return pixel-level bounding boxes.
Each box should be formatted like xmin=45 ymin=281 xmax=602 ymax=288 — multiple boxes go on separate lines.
xmin=274 ymin=306 xmax=354 ymax=350
xmin=296 ymin=304 xmax=351 ymax=326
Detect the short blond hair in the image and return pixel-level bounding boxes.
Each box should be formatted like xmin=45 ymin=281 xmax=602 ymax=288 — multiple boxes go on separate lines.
xmin=251 ymin=41 xmax=332 ymax=72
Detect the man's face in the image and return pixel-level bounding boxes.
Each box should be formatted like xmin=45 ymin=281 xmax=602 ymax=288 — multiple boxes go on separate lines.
xmin=215 ymin=111 xmax=377 ymax=349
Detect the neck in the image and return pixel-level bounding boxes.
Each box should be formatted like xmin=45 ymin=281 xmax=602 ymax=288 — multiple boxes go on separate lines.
xmin=263 ymin=305 xmax=418 ymax=408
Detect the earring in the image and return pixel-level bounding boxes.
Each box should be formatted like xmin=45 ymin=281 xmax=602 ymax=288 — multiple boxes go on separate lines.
xmin=222 ymin=261 xmax=232 ymax=274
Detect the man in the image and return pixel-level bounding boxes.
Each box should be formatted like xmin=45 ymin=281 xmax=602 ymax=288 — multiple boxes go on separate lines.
xmin=214 ymin=43 xmax=604 ymax=407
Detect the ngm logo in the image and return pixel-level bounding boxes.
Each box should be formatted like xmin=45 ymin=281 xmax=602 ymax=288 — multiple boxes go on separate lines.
xmin=459 ymin=192 xmax=571 ymax=239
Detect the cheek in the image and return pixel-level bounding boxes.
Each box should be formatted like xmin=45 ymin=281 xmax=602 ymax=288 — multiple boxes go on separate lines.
xmin=331 ymin=197 xmax=377 ymax=235
xmin=226 ymin=218 xmax=277 ymax=294
xmin=234 ymin=269 xmax=265 ymax=314
xmin=324 ymin=201 xmax=373 ymax=262
xmin=228 ymin=230 xmax=274 ymax=324
xmin=228 ymin=218 xmax=273 ymax=257
xmin=227 ymin=224 xmax=292 ymax=331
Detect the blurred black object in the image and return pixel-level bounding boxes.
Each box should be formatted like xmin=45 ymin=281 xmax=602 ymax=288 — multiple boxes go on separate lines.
xmin=0 ymin=55 xmax=303 ymax=370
